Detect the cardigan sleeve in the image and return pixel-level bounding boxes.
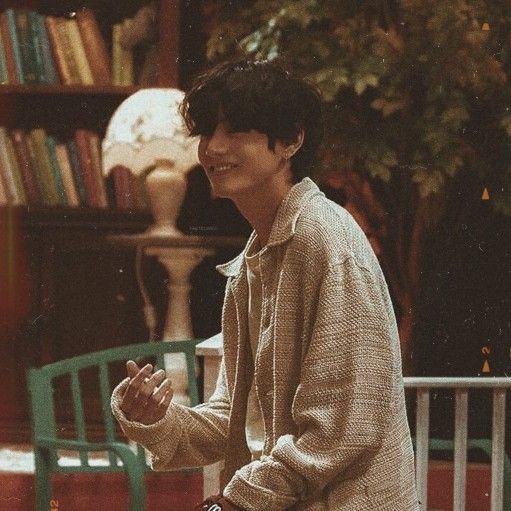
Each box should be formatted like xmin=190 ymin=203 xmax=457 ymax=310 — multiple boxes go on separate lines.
xmin=110 ymin=356 xmax=231 ymax=470
xmin=223 ymin=256 xmax=397 ymax=510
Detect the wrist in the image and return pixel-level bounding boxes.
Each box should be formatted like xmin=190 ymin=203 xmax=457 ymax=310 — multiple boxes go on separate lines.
xmin=196 ymin=494 xmax=243 ymax=511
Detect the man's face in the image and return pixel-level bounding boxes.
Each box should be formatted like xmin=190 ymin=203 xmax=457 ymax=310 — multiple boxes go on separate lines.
xmin=197 ymin=117 xmax=291 ymax=200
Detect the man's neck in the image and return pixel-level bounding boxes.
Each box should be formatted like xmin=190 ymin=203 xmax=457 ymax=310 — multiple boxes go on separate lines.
xmin=233 ymin=176 xmax=293 ymax=248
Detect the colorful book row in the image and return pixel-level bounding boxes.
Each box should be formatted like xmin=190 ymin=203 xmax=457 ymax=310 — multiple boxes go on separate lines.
xmin=0 ymin=8 xmax=135 ymax=86
xmin=0 ymin=127 xmax=146 ymax=210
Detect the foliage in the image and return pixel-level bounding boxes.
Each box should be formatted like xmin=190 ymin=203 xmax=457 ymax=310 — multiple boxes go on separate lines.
xmin=204 ymin=0 xmax=511 ymax=214
xmin=201 ymin=0 xmax=511 ymax=371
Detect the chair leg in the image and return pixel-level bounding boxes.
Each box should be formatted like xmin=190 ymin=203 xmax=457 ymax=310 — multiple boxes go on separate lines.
xmin=34 ymin=449 xmax=53 ymax=511
xmin=126 ymin=464 xmax=146 ymax=511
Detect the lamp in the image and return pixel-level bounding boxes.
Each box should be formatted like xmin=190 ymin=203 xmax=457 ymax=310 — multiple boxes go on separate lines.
xmin=102 ymin=88 xmax=199 ymax=236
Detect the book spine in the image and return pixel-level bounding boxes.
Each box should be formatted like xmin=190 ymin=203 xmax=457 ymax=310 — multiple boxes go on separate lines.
xmin=120 ymin=19 xmax=134 ymax=86
xmin=54 ymin=143 xmax=79 ymax=207
xmin=11 ymin=129 xmax=40 ymax=205
xmin=111 ymin=23 xmax=122 ymax=86
xmin=64 ymin=18 xmax=94 ymax=85
xmin=36 ymin=13 xmax=59 ymax=84
xmin=66 ymin=139 xmax=88 ymax=206
xmin=45 ymin=16 xmax=79 ymax=85
xmin=0 ymin=127 xmax=21 ymax=204
xmin=0 ymin=13 xmax=19 ymax=83
xmin=14 ymin=9 xmax=37 ymax=84
xmin=27 ymin=10 xmax=46 ymax=83
xmin=110 ymin=165 xmax=132 ymax=209
xmin=4 ymin=9 xmax=24 ymax=84
xmin=0 ymin=30 xmax=9 ymax=83
xmin=29 ymin=128 xmax=59 ymax=205
xmin=0 ymin=167 xmax=7 ymax=204
xmin=75 ymin=8 xmax=110 ymax=85
xmin=46 ymin=134 xmax=68 ymax=205
xmin=74 ymin=129 xmax=99 ymax=206
xmin=5 ymin=134 xmax=27 ymax=205
xmin=88 ymin=132 xmax=108 ymax=207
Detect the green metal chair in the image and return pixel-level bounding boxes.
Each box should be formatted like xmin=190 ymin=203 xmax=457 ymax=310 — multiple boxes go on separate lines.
xmin=26 ymin=339 xmax=203 ymax=511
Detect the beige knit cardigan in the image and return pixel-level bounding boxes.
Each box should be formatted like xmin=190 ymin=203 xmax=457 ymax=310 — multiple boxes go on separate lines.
xmin=111 ymin=177 xmax=420 ymax=510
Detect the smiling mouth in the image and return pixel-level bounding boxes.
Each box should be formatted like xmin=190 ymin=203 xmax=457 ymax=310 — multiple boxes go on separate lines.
xmin=209 ymin=164 xmax=239 ymax=173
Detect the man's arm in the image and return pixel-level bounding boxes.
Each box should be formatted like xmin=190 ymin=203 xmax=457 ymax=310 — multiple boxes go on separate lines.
xmin=223 ymin=256 xmax=396 ymax=510
xmin=111 ymin=357 xmax=231 ymax=470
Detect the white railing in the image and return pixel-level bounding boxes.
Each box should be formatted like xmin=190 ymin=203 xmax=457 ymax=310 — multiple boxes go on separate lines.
xmin=405 ymin=377 xmax=511 ymax=511
xmin=196 ymin=338 xmax=511 ymax=508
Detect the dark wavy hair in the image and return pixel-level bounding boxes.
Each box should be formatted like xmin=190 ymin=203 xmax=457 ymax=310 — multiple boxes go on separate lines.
xmin=179 ymin=57 xmax=324 ymax=182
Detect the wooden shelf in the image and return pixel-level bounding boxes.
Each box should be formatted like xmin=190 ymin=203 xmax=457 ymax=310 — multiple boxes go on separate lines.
xmin=0 ymin=204 xmax=151 ymax=231
xmin=0 ymin=84 xmax=143 ymax=96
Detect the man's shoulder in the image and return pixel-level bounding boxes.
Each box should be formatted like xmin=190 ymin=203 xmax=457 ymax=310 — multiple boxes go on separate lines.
xmin=292 ymin=192 xmax=375 ymax=267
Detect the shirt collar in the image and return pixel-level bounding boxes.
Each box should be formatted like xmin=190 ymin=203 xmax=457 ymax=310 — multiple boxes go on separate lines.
xmin=216 ymin=177 xmax=323 ymax=277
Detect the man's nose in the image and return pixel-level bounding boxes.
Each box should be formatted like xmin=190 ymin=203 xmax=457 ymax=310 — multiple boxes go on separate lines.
xmin=205 ymin=126 xmax=228 ymax=156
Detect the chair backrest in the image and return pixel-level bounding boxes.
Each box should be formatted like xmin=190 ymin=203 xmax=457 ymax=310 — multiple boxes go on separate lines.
xmin=27 ymin=339 xmax=203 ymax=472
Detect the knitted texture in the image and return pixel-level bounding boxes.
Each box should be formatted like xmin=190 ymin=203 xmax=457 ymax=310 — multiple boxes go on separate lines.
xmin=111 ymin=177 xmax=420 ymax=510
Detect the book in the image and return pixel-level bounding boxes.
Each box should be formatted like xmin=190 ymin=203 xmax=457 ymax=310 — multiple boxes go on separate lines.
xmin=26 ymin=11 xmax=58 ymax=85
xmin=74 ymin=129 xmax=100 ymax=206
xmin=4 ymin=9 xmax=25 ymax=84
xmin=28 ymin=128 xmax=59 ymax=205
xmin=66 ymin=139 xmax=88 ymax=205
xmin=5 ymin=133 xmax=27 ymax=205
xmin=27 ymin=10 xmax=46 ymax=83
xmin=46 ymin=134 xmax=68 ymax=205
xmin=64 ymin=18 xmax=94 ymax=85
xmin=0 ymin=29 xmax=9 ymax=83
xmin=111 ymin=23 xmax=122 ymax=85
xmin=75 ymin=8 xmax=110 ymax=85
xmin=88 ymin=132 xmax=108 ymax=207
xmin=120 ymin=18 xmax=134 ymax=85
xmin=0 ymin=167 xmax=7 ymax=205
xmin=0 ymin=126 xmax=19 ymax=205
xmin=54 ymin=143 xmax=79 ymax=207
xmin=0 ymin=12 xmax=19 ymax=83
xmin=45 ymin=16 xmax=79 ymax=85
xmin=34 ymin=13 xmax=59 ymax=84
xmin=0 ymin=127 xmax=22 ymax=204
xmin=14 ymin=9 xmax=37 ymax=84
xmin=110 ymin=165 xmax=134 ymax=209
xmin=10 ymin=129 xmax=40 ymax=205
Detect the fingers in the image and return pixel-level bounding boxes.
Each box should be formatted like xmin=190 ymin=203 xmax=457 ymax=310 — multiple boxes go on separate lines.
xmin=120 ymin=361 xmax=174 ymax=425
xmin=131 ymin=377 xmax=173 ymax=425
xmin=147 ymin=380 xmax=174 ymax=424
xmin=126 ymin=360 xmax=141 ymax=379
xmin=120 ymin=363 xmax=153 ymax=417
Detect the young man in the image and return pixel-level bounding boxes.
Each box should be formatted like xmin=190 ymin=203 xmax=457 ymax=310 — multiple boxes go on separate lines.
xmin=111 ymin=58 xmax=419 ymax=510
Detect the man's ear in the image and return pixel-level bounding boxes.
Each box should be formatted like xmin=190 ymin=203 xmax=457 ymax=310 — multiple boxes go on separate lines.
xmin=285 ymin=128 xmax=305 ymax=159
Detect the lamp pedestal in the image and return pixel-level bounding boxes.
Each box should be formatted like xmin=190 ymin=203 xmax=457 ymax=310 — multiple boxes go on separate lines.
xmin=146 ymin=245 xmax=215 ymax=405
xmin=145 ymin=163 xmax=187 ymax=237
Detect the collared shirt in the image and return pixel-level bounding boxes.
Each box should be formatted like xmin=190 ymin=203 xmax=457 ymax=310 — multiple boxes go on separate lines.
xmin=244 ymin=234 xmax=265 ymax=459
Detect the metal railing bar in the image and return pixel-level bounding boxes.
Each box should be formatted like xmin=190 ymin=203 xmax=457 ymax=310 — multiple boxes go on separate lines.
xmin=404 ymin=377 xmax=511 ymax=389
xmin=491 ymin=388 xmax=506 ymax=511
xmin=453 ymin=388 xmax=468 ymax=511
xmin=415 ymin=387 xmax=430 ymax=511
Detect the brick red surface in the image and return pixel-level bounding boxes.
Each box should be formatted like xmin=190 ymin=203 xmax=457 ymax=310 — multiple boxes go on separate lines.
xmin=0 ymin=470 xmax=203 ymax=510
xmin=427 ymin=460 xmax=492 ymax=511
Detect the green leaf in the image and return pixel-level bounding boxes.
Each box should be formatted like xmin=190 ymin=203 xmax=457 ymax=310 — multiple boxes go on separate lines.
xmin=500 ymin=115 xmax=511 ymax=138
xmin=412 ymin=167 xmax=445 ymax=197
xmin=365 ymin=159 xmax=392 ymax=182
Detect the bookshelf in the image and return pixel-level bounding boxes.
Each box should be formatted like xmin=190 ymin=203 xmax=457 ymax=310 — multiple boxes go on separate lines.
xmin=0 ymin=0 xmax=197 ymax=442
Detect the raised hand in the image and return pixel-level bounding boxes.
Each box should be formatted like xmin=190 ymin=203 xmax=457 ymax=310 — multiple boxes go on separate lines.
xmin=119 ymin=360 xmax=173 ymax=425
